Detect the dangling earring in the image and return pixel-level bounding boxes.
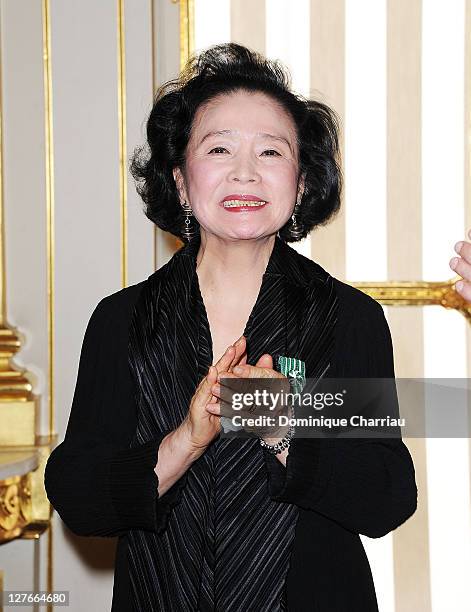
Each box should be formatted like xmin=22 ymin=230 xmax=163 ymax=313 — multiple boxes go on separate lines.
xmin=181 ymin=200 xmax=195 ymax=241
xmin=289 ymin=197 xmax=304 ymax=240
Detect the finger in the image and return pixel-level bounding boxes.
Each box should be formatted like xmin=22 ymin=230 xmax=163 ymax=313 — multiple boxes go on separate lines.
xmin=450 ymin=255 xmax=471 ymax=283
xmin=230 ymin=348 xmax=247 ymax=371
xmin=454 ymin=241 xmax=471 ymax=266
xmin=196 ymin=365 xmax=219 ymax=405
xmin=228 ymin=336 xmax=247 ymax=372
xmin=455 ymin=279 xmax=471 ymax=302
xmin=205 ymin=400 xmax=221 ymax=415
xmin=255 ymin=353 xmax=273 ymax=369
xmin=211 ymin=382 xmax=221 ymax=397
xmin=216 ymin=370 xmax=239 ymax=389
xmin=210 ymin=380 xmax=246 ymax=402
xmin=213 ymin=342 xmax=246 ymax=376
xmin=232 ymin=363 xmax=281 ymax=379
xmin=214 ymin=372 xmax=255 ymax=403
xmin=213 ymin=345 xmax=237 ymax=376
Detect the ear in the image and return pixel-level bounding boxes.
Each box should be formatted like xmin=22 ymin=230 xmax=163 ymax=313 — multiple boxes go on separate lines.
xmin=173 ymin=166 xmax=188 ymax=204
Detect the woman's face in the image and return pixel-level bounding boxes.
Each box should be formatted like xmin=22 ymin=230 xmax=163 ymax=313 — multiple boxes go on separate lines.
xmin=174 ymin=90 xmax=304 ymax=242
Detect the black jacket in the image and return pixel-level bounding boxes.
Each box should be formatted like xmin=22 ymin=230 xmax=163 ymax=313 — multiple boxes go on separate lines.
xmin=44 ymin=240 xmax=417 ymax=611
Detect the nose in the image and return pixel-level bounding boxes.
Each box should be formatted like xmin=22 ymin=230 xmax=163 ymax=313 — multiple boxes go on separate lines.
xmin=228 ymin=153 xmax=260 ymax=183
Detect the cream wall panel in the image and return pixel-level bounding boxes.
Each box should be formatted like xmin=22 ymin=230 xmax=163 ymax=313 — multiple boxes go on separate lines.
xmin=51 ymin=0 xmax=121 ymax=432
xmin=387 ymin=0 xmax=422 ymax=283
xmin=0 ymin=539 xmax=36 ymax=604
xmin=195 ymin=0 xmax=231 ymax=51
xmin=231 ymin=0 xmax=266 ymax=54
xmin=125 ymin=0 xmax=155 ymax=285
xmin=153 ymin=0 xmax=181 ymax=269
xmin=1 ymin=0 xmax=49 ymax=434
xmin=0 ymin=536 xmax=49 ymax=608
xmin=345 ymin=0 xmax=387 ymax=283
xmin=309 ymin=0 xmax=346 ymax=279
xmin=153 ymin=0 xmax=180 ymax=86
xmin=265 ymin=0 xmax=310 ymax=97
xmin=386 ymin=2 xmax=431 ymax=610
xmin=265 ymin=0 xmax=311 ymax=260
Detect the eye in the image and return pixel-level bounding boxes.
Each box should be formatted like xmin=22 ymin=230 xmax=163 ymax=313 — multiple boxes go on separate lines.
xmin=208 ymin=146 xmax=229 ymax=154
xmin=261 ymin=149 xmax=281 ymax=156
xmin=207 ymin=147 xmax=282 ymax=156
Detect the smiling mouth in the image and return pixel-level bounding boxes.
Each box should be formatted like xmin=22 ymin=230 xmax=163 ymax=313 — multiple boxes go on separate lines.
xmin=222 ymin=199 xmax=268 ymax=208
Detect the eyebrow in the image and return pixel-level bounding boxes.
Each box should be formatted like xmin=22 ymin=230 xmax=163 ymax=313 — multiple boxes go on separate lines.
xmin=199 ymin=129 xmax=293 ymax=152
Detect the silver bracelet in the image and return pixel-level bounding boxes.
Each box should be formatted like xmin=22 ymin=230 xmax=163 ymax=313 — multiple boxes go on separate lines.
xmin=259 ymin=404 xmax=295 ymax=455
xmin=259 ymin=427 xmax=294 ymax=454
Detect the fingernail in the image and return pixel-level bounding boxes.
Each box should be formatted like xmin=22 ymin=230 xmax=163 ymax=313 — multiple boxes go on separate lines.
xmin=455 ymin=280 xmax=464 ymax=292
xmin=455 ymin=241 xmax=464 ymax=254
xmin=235 ymin=337 xmax=243 ymax=346
xmin=233 ymin=366 xmax=243 ymax=374
xmin=450 ymin=257 xmax=459 ymax=270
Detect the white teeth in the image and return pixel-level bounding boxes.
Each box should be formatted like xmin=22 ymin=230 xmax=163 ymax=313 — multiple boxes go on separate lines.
xmin=222 ymin=199 xmax=267 ymax=208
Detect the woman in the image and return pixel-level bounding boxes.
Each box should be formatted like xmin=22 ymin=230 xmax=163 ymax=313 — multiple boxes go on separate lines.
xmin=45 ymin=43 xmax=418 ymax=611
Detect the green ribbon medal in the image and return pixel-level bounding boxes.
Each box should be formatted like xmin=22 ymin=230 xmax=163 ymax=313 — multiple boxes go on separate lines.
xmin=276 ymin=355 xmax=306 ymax=395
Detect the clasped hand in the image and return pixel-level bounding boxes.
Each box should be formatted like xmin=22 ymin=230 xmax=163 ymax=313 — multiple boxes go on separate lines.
xmin=182 ymin=336 xmax=290 ymax=456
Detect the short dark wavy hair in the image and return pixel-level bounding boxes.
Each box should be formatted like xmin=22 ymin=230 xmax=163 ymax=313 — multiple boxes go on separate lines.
xmin=130 ymin=43 xmax=342 ymax=243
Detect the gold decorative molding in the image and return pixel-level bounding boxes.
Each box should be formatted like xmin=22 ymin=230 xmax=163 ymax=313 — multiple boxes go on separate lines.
xmin=42 ymin=0 xmax=55 ymax=436
xmin=0 ymin=401 xmax=36 ymax=447
xmin=41 ymin=4 xmax=55 ymax=604
xmin=151 ymin=0 xmax=157 ymax=271
xmin=20 ymin=435 xmax=57 ymax=527
xmin=0 ymin=329 xmax=36 ymax=402
xmin=172 ymin=0 xmax=195 ymax=71
xmin=0 ymin=474 xmax=32 ymax=542
xmin=172 ymin=0 xmax=192 ymax=258
xmin=352 ymin=276 xmax=470 ymax=324
xmin=0 ymin=437 xmax=56 ymax=542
